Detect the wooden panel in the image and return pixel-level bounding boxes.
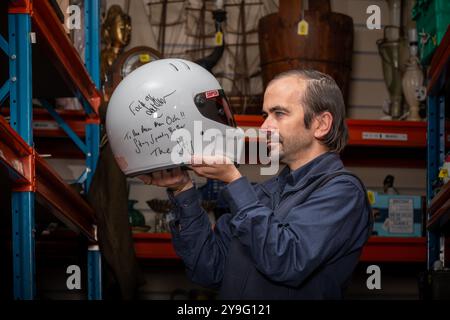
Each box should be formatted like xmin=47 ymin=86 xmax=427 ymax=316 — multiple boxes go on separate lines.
xmin=354 ymin=27 xmax=384 ymax=53
xmin=352 ymin=52 xmax=384 ymax=80
xmin=348 ymin=80 xmax=389 ymax=107
xmin=332 ymin=0 xmax=389 ymax=25
xmin=347 ymin=105 xmax=385 ymax=119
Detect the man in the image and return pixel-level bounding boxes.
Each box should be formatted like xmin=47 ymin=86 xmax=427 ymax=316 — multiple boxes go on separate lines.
xmin=139 ymin=70 xmax=372 ymax=299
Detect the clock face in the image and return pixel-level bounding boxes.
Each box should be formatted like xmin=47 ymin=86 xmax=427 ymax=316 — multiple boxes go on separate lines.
xmin=121 ymin=50 xmax=160 ymax=78
xmin=105 ymin=46 xmax=162 ymax=101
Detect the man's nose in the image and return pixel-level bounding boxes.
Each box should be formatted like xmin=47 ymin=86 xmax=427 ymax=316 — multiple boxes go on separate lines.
xmin=261 ymin=116 xmax=276 ymax=131
xmin=260 ymin=118 xmax=278 ymax=143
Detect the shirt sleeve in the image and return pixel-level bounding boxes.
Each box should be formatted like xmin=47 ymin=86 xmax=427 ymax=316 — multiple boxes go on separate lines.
xmin=167 ymin=186 xmax=233 ymax=288
xmin=222 ymin=176 xmax=370 ymax=287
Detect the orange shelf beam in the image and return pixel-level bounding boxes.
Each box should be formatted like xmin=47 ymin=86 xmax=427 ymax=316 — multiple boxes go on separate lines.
xmin=360 ymin=237 xmax=426 ymax=263
xmin=346 ymin=119 xmax=427 ymax=147
xmin=133 ymin=233 xmax=426 ymax=263
xmin=134 ymin=233 xmax=179 ymax=260
xmin=235 ymin=115 xmax=430 ymax=147
xmin=0 ymin=116 xmax=34 ymax=189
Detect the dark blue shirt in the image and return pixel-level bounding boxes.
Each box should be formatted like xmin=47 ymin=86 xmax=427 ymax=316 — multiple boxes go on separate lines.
xmin=168 ymin=152 xmax=372 ymax=299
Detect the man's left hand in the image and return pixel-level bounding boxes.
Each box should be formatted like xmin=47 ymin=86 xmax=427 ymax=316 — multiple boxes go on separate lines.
xmin=189 ymin=155 xmax=242 ymax=184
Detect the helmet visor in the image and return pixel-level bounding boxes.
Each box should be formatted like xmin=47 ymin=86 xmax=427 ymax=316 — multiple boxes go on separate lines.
xmin=194 ymin=89 xmax=236 ymax=127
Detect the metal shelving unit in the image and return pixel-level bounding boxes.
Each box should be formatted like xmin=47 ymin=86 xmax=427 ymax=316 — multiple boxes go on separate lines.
xmin=0 ymin=0 xmax=102 ymax=299
xmin=426 ymin=26 xmax=450 ymax=270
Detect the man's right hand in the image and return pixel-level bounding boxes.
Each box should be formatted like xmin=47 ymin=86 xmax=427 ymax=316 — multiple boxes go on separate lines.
xmin=137 ymin=167 xmax=194 ymax=195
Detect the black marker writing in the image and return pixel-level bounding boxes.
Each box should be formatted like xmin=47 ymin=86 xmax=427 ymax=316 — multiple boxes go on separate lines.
xmin=155 ymin=131 xmax=170 ymax=143
xmin=133 ymin=138 xmax=151 ymax=154
xmin=141 ymin=125 xmax=152 ymax=133
xmin=132 ymin=129 xmax=140 ymax=137
xmin=150 ymin=146 xmax=171 ymax=157
xmin=167 ymin=123 xmax=186 ymax=134
xmin=128 ymin=90 xmax=176 ymax=117
xmin=166 ymin=114 xmax=181 ymax=125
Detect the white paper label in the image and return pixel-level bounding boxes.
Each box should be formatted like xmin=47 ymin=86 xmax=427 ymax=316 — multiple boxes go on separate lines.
xmin=33 ymin=121 xmax=59 ymax=130
xmin=362 ymin=132 xmax=407 ymax=141
xmin=388 ymin=198 xmax=414 ymax=233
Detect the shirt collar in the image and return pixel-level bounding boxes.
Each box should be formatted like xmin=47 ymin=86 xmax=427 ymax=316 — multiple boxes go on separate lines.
xmin=284 ymin=152 xmax=338 ymax=186
xmin=260 ymin=151 xmax=344 ymax=196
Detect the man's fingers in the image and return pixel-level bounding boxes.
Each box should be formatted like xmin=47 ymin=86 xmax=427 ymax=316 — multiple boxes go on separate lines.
xmin=170 ymin=167 xmax=183 ymax=178
xmin=161 ymin=169 xmax=173 ymax=180
xmin=190 ymin=166 xmax=216 ymax=178
xmin=191 ymin=155 xmax=232 ymax=166
xmin=149 ymin=171 xmax=163 ymax=186
xmin=137 ymin=175 xmax=152 ymax=185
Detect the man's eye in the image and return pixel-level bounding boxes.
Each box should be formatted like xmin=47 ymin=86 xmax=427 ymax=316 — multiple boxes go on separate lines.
xmin=275 ymin=112 xmax=284 ymax=117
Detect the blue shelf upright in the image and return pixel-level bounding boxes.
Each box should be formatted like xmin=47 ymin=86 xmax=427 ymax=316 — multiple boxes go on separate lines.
xmin=426 ymin=26 xmax=450 ymax=270
xmin=84 ymin=0 xmax=102 ymax=300
xmin=427 ymin=95 xmax=446 ymax=269
xmin=1 ymin=0 xmax=102 ymax=299
xmin=7 ymin=4 xmax=35 ymax=300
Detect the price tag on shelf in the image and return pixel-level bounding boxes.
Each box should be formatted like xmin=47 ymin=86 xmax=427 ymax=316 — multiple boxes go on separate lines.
xmin=215 ymin=31 xmax=223 ymax=46
xmin=33 ymin=121 xmax=59 ymax=130
xmin=367 ymin=191 xmax=376 ymax=205
xmin=362 ymin=132 xmax=408 ymax=141
xmin=297 ymin=19 xmax=309 ymax=36
xmin=439 ymin=168 xmax=448 ymax=179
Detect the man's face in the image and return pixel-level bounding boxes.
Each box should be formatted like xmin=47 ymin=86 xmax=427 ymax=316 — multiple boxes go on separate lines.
xmin=261 ymin=76 xmax=314 ymax=164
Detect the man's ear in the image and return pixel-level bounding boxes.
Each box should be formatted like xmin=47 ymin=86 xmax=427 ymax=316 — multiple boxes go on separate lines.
xmin=313 ymin=112 xmax=333 ymax=139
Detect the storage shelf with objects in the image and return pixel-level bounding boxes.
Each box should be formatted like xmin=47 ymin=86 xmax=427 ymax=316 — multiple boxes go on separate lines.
xmin=0 ymin=0 xmax=102 ymax=299
xmin=426 ymin=25 xmax=450 ymax=270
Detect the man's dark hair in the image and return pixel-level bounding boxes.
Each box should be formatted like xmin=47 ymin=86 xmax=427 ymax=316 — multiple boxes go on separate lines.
xmin=270 ymin=69 xmax=349 ymax=153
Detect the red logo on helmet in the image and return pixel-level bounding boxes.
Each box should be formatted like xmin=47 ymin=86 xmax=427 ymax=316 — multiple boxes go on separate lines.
xmin=205 ymin=90 xmax=219 ymax=99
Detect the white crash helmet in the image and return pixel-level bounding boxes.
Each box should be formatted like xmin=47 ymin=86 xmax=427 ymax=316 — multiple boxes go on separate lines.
xmin=106 ymin=58 xmax=244 ymax=176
